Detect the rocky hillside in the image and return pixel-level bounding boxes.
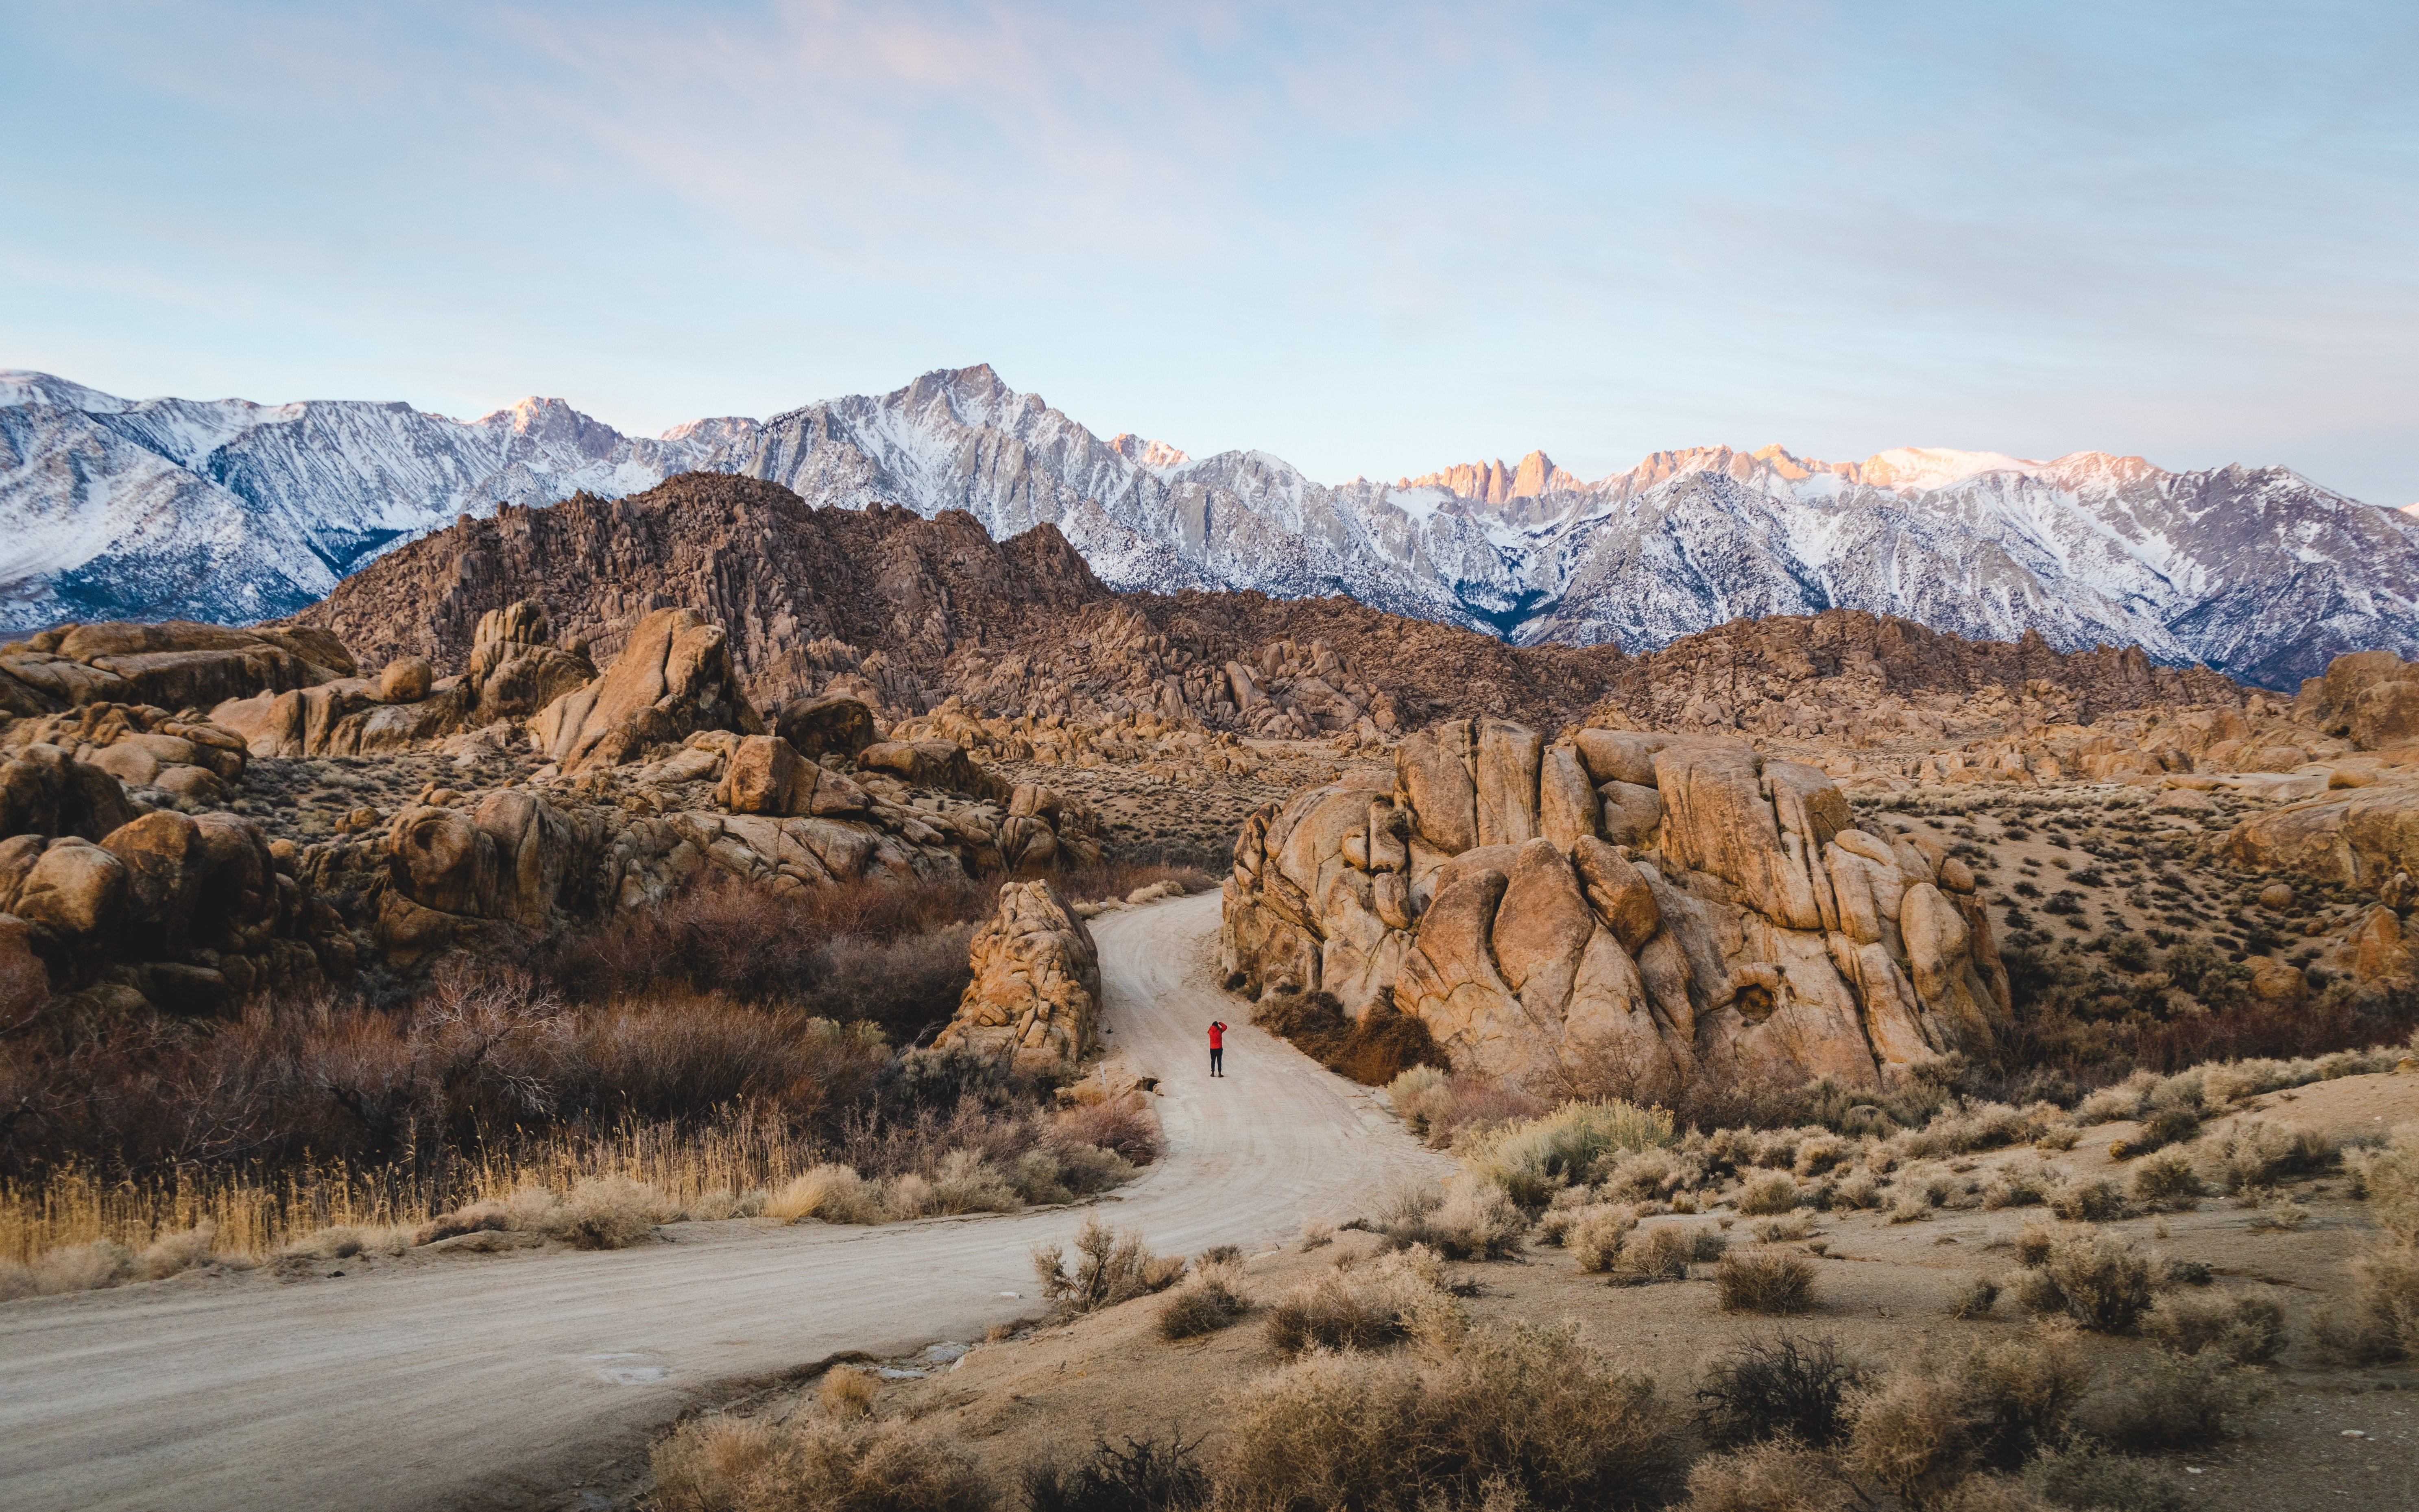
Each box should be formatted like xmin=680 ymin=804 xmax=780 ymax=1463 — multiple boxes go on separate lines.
xmin=287 ymin=472 xmax=2243 ymax=745
xmin=12 ymin=364 xmax=2417 ymax=683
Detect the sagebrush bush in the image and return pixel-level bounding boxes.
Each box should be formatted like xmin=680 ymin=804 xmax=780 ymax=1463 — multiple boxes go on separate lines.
xmin=1024 ymin=1432 xmax=1211 ymax=1512
xmin=1692 ymin=1334 xmax=1873 ymax=1449
xmin=1463 ymin=1101 xmax=1673 ymax=1208
xmin=2127 ymin=1149 xmax=2203 ymax=1206
xmin=1845 ymin=1328 xmax=2092 ymax=1500
xmin=2143 ymin=1289 xmax=2286 ymax=1366
xmin=1677 ymin=1438 xmax=1855 ymax=1512
xmin=2214 ymin=1119 xmax=2334 ymax=1195
xmin=2044 ymin=1178 xmax=2123 ymax=1222
xmin=766 ymin=1164 xmax=887 ymax=1225
xmin=1034 ymin=1216 xmax=1175 ymax=1315
xmin=1378 ymin=1178 xmax=1527 ymax=1260
xmin=1616 ymin=1225 xmax=1704 ymax=1283
xmin=2080 ymin=1348 xmax=2269 ymax=1451
xmin=1946 ymin=1273 xmax=2002 ymax=1320
xmin=1736 ymin=1172 xmax=1803 ymax=1216
xmin=1222 ymin=1322 xmax=1685 ymax=1511
xmin=819 ymin=1366 xmax=878 ymax=1420
xmin=2314 ymin=1243 xmax=2419 ymax=1362
xmin=1157 ymin=1262 xmax=1251 ymax=1341
xmin=1717 ymin=1248 xmax=1818 ymax=1315
xmin=2022 ymin=1443 xmax=2185 ymax=1512
xmin=1568 ymin=1205 xmax=1640 ymax=1273
xmin=541 ymin=1175 xmax=673 ymax=1249
xmin=1052 ymin=1097 xmax=1164 ymax=1167
xmin=649 ymin=1414 xmax=989 ymax=1512
xmin=2014 ymin=1227 xmax=2155 ymax=1333
xmin=1267 ymin=1246 xmax=1461 ymax=1355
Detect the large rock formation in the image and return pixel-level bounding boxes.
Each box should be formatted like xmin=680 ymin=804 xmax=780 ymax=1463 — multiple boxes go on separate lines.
xmin=1220 ymin=718 xmax=2010 ymax=1093
xmin=933 ymin=879 xmax=1102 ymax=1069
xmin=532 ymin=606 xmax=761 ymax=772
xmin=0 ymin=621 xmax=355 ymax=718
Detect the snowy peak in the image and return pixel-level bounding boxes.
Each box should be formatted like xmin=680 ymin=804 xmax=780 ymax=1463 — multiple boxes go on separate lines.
xmin=1107 ymin=433 xmax=1191 ymax=471
xmin=1400 ymin=449 xmax=1580 ymax=502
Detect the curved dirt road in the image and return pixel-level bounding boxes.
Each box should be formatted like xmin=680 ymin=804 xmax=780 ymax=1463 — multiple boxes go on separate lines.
xmin=0 ymin=892 xmax=1448 ymax=1511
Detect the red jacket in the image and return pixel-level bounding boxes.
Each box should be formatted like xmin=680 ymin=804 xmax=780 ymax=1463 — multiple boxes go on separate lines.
xmin=1208 ymin=1023 xmax=1226 ymax=1049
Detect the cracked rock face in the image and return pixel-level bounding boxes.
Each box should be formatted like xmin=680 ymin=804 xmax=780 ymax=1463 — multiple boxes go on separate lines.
xmin=1220 ymin=716 xmax=2011 ymax=1093
xmin=934 ymin=879 xmax=1102 ymax=1070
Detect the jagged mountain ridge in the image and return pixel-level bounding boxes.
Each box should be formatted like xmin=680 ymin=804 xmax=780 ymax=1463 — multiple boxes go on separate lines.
xmin=288 ymin=471 xmax=2242 ymax=739
xmin=7 ymin=364 xmax=2416 ymax=685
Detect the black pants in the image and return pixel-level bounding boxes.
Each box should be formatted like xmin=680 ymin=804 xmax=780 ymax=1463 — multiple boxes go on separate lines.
xmin=1210 ymin=1047 xmax=1223 ymax=1076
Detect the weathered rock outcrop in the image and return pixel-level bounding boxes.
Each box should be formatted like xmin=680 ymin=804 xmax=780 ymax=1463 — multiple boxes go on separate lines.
xmin=0 ymin=622 xmax=354 ymax=718
xmin=1221 ymin=718 xmax=2010 ymax=1092
xmin=933 ymin=879 xmax=1102 ymax=1069
xmin=532 ymin=606 xmax=762 ymax=771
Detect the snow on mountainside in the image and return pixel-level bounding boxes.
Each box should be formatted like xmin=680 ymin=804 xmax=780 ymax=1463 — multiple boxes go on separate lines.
xmin=6 ymin=362 xmax=2417 ymax=686
xmin=0 ymin=370 xmax=751 ymax=629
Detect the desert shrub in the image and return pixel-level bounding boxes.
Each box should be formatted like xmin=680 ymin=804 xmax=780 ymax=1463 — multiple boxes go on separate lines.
xmin=2143 ymin=1289 xmax=2286 ymax=1365
xmin=1947 ymin=1274 xmax=2002 ymax=1320
xmin=1386 ymin=1065 xmax=1453 ymax=1135
xmin=1693 ymin=1334 xmax=1873 ymax=1449
xmin=1462 ymin=1101 xmax=1673 ymax=1208
xmin=649 ymin=1414 xmax=989 ymax=1512
xmin=1393 ymin=1073 xmax=1548 ymax=1151
xmin=1843 ymin=1367 xmax=1972 ymax=1509
xmin=2014 ymin=1228 xmax=2155 ymax=1333
xmin=1832 ymin=1169 xmax=1884 ymax=1210
xmin=1736 ymin=1172 xmax=1803 ymax=1216
xmin=1024 ymin=1432 xmax=1211 ymax=1512
xmin=541 ymin=1175 xmax=673 ymax=1249
xmin=135 ymin=1223 xmax=222 ymax=1280
xmin=1378 ymin=1179 xmax=1528 ymax=1261
xmin=1221 ymin=1321 xmax=1686 ymax=1511
xmin=2213 ymin=1119 xmax=2334 ymax=1194
xmin=1569 ymin=1205 xmax=1640 ymax=1273
xmin=1251 ymin=991 xmax=1449 ymax=1087
xmin=1717 ymin=1248 xmax=1818 ymax=1315
xmin=1052 ymin=1097 xmax=1164 ymax=1166
xmin=1158 ymin=1261 xmax=1252 ymax=1341
xmin=1792 ymin=1133 xmax=1851 ymax=1178
xmin=819 ymin=1366 xmax=878 ymax=1420
xmin=1677 ymin=1438 xmax=1856 ymax=1512
xmin=927 ymin=1150 xmax=1020 ymax=1214
xmin=2345 ymin=1123 xmax=2419 ymax=1239
xmin=281 ymin=1223 xmax=412 ymax=1261
xmin=2080 ymin=1348 xmax=2269 ymax=1451
xmin=1749 ymin=1215 xmax=1815 ymax=1243
xmin=2314 ymin=1243 xmax=2419 ymax=1362
xmin=1887 ymin=1193 xmax=1933 ymax=1224
xmin=2043 ymin=1177 xmax=2122 ymax=1222
xmin=2107 ymin=1105 xmax=2200 ymax=1160
xmin=1981 ymin=1162 xmax=2054 ymax=1211
xmin=2127 ymin=1150 xmax=2203 ymax=1206
xmin=2021 ymin=1444 xmax=2185 ymax=1512
xmin=1267 ymin=1245 xmax=1461 ymax=1355
xmin=28 ymin=1239 xmax=133 ymax=1294
xmin=1959 ymin=1329 xmax=2094 ymax=1468
xmin=1615 ymin=1225 xmax=1701 ymax=1283
xmin=767 ymin=1164 xmax=887 ymax=1225
xmin=1034 ymin=1217 xmax=1174 ymax=1315
xmin=1601 ymin=1145 xmax=1710 ymax=1202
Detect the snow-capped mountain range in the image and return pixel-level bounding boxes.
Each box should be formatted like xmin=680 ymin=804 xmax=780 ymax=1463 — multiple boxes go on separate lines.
xmin=6 ymin=363 xmax=2416 ymax=687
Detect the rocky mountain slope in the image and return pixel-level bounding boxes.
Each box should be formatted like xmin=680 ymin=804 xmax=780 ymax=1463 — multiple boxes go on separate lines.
xmin=0 ymin=371 xmax=751 ymax=629
xmin=285 ymin=471 xmax=2240 ymax=742
xmin=12 ymin=364 xmax=2415 ymax=684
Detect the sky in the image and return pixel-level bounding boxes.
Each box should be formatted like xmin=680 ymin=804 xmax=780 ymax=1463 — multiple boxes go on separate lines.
xmin=3 ymin=1 xmax=2415 ymax=504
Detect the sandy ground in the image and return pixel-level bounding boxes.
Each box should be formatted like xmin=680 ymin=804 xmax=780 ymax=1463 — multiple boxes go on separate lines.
xmin=827 ymin=1070 xmax=2419 ymax=1512
xmin=0 ymin=891 xmax=1450 ymax=1512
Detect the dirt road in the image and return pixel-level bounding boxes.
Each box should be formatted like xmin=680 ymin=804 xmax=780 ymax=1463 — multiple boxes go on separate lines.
xmin=0 ymin=892 xmax=1447 ymax=1511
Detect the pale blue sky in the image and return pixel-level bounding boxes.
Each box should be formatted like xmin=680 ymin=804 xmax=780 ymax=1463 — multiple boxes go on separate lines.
xmin=4 ymin=2 xmax=2414 ymax=503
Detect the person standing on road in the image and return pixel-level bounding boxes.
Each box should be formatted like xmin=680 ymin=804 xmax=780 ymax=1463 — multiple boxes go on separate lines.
xmin=1208 ymin=1019 xmax=1226 ymax=1077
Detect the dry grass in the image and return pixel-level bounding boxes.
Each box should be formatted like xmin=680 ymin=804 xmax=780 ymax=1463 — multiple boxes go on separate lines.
xmin=818 ymin=1367 xmax=878 ymax=1420
xmin=2011 ymin=1227 xmax=2155 ymax=1333
xmin=1717 ymin=1248 xmax=1819 ymax=1315
xmin=649 ymin=1413 xmax=990 ymax=1512
xmin=1266 ymin=1245 xmax=1463 ymax=1355
xmin=1034 ymin=1215 xmax=1181 ymax=1316
xmin=1692 ymin=1333 xmax=1874 ymax=1449
xmin=1222 ymin=1320 xmax=1685 ymax=1511
xmin=1157 ymin=1261 xmax=1252 ymax=1341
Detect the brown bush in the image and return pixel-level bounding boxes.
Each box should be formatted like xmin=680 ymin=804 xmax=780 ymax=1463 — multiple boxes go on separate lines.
xmin=2143 ymin=1289 xmax=2287 ymax=1366
xmin=649 ymin=1414 xmax=989 ymax=1512
xmin=2013 ymin=1227 xmax=2155 ymax=1333
xmin=1692 ymin=1333 xmax=1873 ymax=1449
xmin=1717 ymin=1248 xmax=1819 ymax=1315
xmin=1679 ymin=1438 xmax=1858 ymax=1512
xmin=1251 ymin=991 xmax=1448 ymax=1087
xmin=1034 ymin=1216 xmax=1174 ymax=1315
xmin=1158 ymin=1262 xmax=1252 ymax=1341
xmin=1051 ymin=1098 xmax=1164 ymax=1166
xmin=1266 ymin=1247 xmax=1461 ymax=1355
xmin=1222 ymin=1321 xmax=1684 ymax=1511
xmin=818 ymin=1366 xmax=878 ymax=1420
xmin=2080 ymin=1348 xmax=2270 ymax=1451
